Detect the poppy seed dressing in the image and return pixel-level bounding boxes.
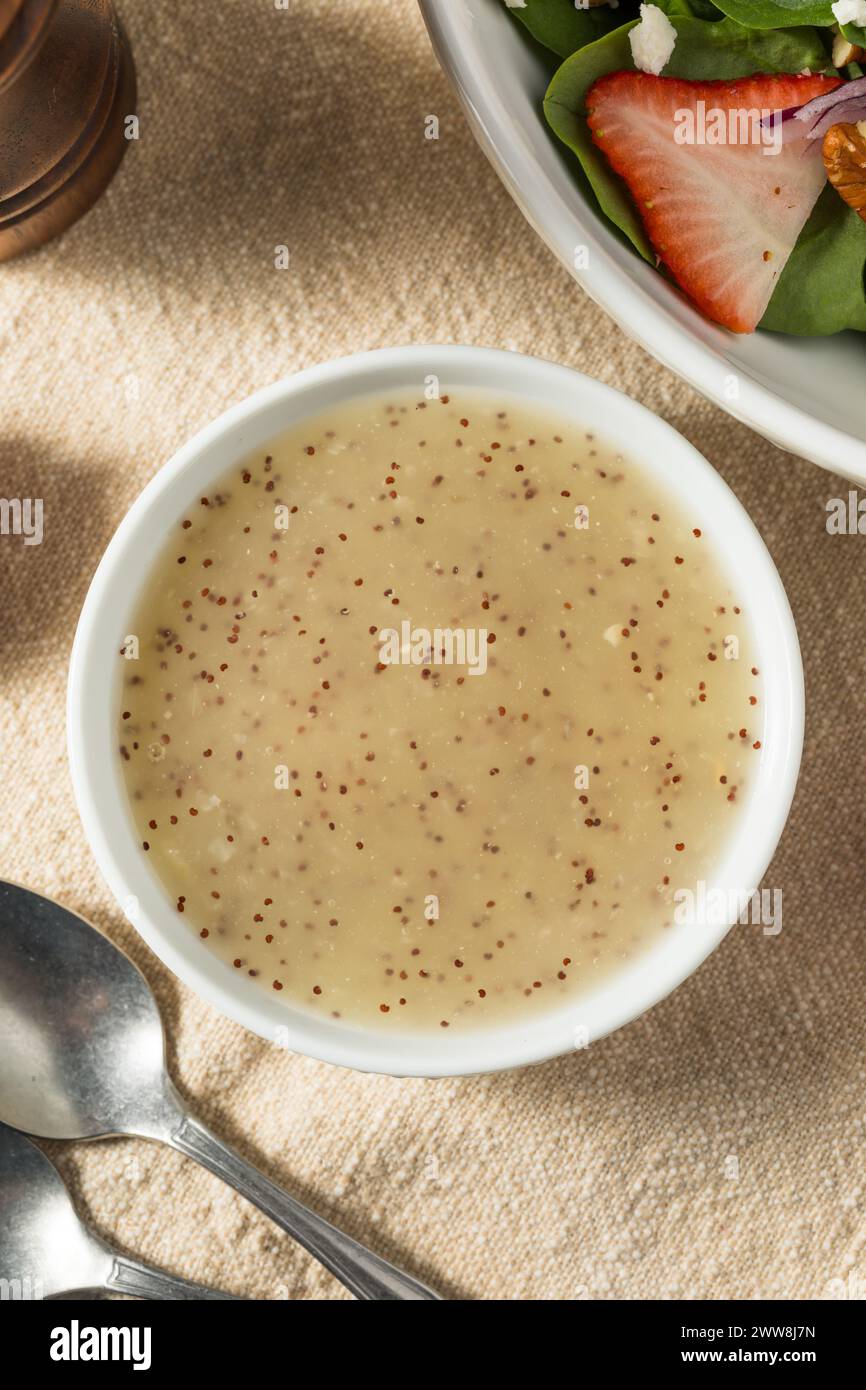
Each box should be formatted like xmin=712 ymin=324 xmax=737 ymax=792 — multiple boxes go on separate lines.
xmin=119 ymin=391 xmax=760 ymax=1032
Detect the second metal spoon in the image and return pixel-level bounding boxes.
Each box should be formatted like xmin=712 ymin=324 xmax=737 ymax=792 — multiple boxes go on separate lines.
xmin=0 ymin=1122 xmax=241 ymax=1299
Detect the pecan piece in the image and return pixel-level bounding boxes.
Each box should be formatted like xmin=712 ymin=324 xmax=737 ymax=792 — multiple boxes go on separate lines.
xmin=823 ymin=122 xmax=866 ymax=223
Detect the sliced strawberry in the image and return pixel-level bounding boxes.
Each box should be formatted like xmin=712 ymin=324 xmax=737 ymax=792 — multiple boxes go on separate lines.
xmin=586 ymin=71 xmax=842 ymax=333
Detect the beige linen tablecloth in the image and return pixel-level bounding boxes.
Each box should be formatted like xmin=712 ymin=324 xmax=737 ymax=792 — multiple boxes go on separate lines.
xmin=1 ymin=0 xmax=864 ymax=1301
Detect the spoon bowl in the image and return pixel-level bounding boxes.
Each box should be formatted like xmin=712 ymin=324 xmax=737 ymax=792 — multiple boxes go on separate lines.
xmin=0 ymin=881 xmax=170 ymax=1141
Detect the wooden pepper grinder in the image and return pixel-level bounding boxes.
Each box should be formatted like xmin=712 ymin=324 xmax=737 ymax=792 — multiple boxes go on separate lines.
xmin=0 ymin=0 xmax=136 ymax=260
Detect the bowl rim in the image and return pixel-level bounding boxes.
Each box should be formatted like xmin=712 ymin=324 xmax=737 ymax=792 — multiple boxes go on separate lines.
xmin=418 ymin=0 xmax=866 ymax=484
xmin=67 ymin=344 xmax=805 ymax=1077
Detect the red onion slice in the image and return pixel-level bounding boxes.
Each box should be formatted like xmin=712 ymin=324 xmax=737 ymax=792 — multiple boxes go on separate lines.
xmin=802 ymin=97 xmax=866 ymax=138
xmin=794 ymin=74 xmax=866 ymax=138
xmin=760 ymin=105 xmax=801 ymax=129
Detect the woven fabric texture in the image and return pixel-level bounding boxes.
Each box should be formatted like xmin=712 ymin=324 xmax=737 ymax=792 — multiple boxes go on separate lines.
xmin=0 ymin=0 xmax=863 ymax=1301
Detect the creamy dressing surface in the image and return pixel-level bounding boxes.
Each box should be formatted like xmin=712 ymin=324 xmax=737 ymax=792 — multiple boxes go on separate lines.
xmin=119 ymin=391 xmax=761 ymax=1034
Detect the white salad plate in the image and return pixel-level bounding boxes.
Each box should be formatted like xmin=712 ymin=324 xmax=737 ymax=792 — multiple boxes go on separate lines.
xmin=420 ymin=0 xmax=866 ymax=484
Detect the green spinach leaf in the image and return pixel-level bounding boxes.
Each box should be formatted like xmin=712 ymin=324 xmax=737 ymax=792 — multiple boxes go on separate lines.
xmin=655 ymin=0 xmax=725 ymax=18
xmin=545 ymin=24 xmax=653 ymax=257
xmin=503 ymin=0 xmax=638 ymax=60
xmin=711 ymin=1 xmax=835 ymax=26
xmin=761 ymin=184 xmax=866 ymax=332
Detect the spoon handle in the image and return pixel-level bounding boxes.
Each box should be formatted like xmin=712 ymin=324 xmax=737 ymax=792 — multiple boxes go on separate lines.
xmin=106 ymin=1253 xmax=244 ymax=1300
xmin=168 ymin=1111 xmax=441 ymax=1300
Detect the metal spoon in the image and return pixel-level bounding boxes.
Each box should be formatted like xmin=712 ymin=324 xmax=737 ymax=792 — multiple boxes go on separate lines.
xmin=0 ymin=880 xmax=440 ymax=1300
xmin=0 ymin=1122 xmax=242 ymax=1299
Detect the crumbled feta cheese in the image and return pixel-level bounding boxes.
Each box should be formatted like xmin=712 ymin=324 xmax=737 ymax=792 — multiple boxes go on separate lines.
xmin=504 ymin=1 xmax=527 ymax=8
xmin=831 ymin=0 xmax=866 ymax=26
xmin=629 ymin=4 xmax=677 ymax=77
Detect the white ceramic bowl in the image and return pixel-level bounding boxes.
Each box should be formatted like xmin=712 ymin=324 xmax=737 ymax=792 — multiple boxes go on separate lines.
xmin=68 ymin=346 xmax=804 ymax=1077
xmin=420 ymin=0 xmax=866 ymax=484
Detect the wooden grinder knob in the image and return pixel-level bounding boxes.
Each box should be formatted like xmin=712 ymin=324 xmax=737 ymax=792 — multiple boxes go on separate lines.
xmin=0 ymin=0 xmax=136 ymax=260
